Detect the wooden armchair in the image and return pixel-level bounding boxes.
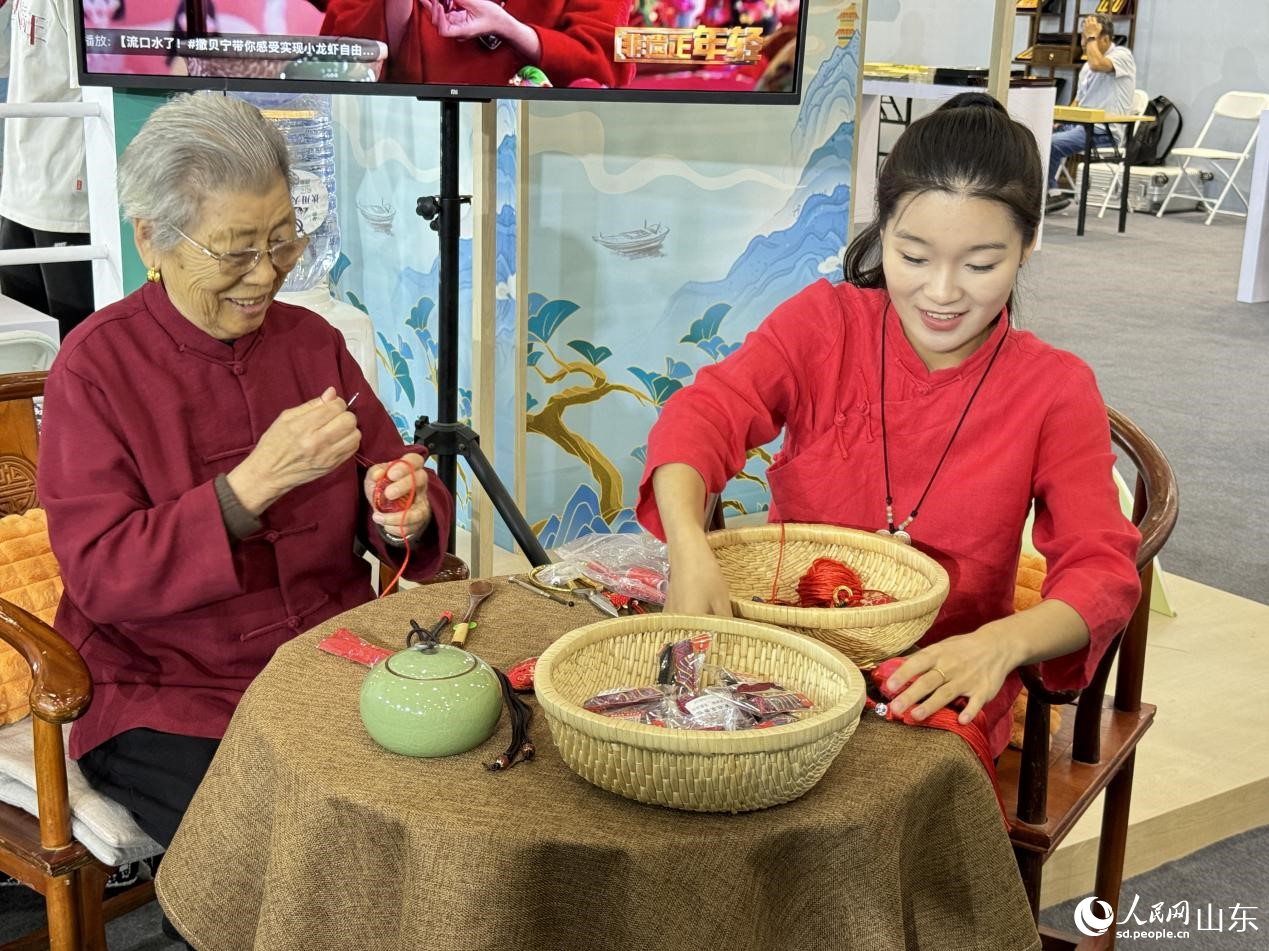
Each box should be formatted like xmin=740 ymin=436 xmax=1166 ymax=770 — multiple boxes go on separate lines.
xmin=704 ymin=406 xmax=1179 ymax=949
xmin=998 ymin=406 xmax=1178 ymax=948
xmin=0 ymin=371 xmax=157 ymax=951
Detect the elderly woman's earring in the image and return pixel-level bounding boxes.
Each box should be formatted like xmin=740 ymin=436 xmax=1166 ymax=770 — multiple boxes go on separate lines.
xmin=146 ymin=265 xmax=161 ymax=283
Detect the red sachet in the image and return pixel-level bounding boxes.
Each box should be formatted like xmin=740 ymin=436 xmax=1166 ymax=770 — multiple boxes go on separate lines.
xmin=317 ymin=627 xmax=394 ymax=667
xmin=508 ymin=656 xmax=538 ymax=692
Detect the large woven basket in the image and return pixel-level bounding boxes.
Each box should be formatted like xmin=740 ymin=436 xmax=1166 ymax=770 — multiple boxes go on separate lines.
xmin=708 ymin=523 xmax=950 ymax=667
xmin=534 ymin=613 xmax=865 ymax=813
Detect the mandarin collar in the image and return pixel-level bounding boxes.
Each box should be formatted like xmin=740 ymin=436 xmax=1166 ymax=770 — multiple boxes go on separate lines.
xmin=883 ymin=296 xmax=1011 ymax=385
xmin=143 ymin=280 xmax=266 ymax=361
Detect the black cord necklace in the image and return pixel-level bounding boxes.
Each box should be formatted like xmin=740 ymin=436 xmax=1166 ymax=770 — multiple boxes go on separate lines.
xmin=877 ymin=301 xmax=1009 ymax=545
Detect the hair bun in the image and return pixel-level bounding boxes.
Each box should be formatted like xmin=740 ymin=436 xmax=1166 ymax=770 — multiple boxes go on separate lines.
xmin=939 ymin=91 xmax=1008 ymax=115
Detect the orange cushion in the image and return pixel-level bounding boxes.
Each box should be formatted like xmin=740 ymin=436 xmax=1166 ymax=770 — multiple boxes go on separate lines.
xmin=0 ymin=509 xmax=63 ymax=725
xmin=1010 ymin=552 xmax=1062 ymax=749
xmin=1013 ymin=552 xmax=1047 ymax=612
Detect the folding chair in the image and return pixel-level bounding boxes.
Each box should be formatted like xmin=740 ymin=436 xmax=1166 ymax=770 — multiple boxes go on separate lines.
xmin=1156 ymin=91 xmax=1269 ymax=225
xmin=1095 ymin=89 xmax=1150 ymax=218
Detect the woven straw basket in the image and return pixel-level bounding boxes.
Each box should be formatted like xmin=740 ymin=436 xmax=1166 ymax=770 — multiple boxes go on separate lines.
xmin=534 ymin=613 xmax=866 ymax=813
xmin=708 ymin=523 xmax=950 ymax=668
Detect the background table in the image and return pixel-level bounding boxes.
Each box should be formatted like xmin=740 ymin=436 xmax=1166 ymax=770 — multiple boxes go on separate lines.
xmin=856 ymin=80 xmax=1058 ymax=249
xmin=155 ymin=579 xmax=1041 ymax=951
xmin=1052 ymin=106 xmax=1156 ymax=237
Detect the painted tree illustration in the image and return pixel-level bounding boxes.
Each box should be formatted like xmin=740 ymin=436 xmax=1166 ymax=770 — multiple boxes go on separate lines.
xmin=679 ymin=301 xmax=772 ymax=515
xmin=526 ymin=293 xmax=655 ymax=526
xmin=405 ymin=295 xmax=440 ymax=390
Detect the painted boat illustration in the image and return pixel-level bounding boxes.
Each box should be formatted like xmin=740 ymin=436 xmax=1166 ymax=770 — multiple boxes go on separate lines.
xmin=593 ymin=221 xmax=669 ymax=256
xmin=358 ymin=201 xmax=396 ymax=235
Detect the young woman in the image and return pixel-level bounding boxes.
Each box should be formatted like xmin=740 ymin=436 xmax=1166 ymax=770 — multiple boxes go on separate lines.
xmin=637 ymin=93 xmax=1141 ymax=757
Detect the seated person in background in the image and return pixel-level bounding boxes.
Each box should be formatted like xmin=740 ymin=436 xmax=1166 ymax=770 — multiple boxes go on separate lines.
xmin=638 ymin=93 xmax=1141 ymax=760
xmin=37 ymin=93 xmax=453 ymax=854
xmin=321 ymin=0 xmax=635 ymax=88
xmin=1046 ymin=13 xmax=1137 ymax=213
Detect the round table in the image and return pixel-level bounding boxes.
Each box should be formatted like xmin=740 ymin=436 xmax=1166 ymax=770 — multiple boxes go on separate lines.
xmin=155 ymin=578 xmax=1040 ymax=951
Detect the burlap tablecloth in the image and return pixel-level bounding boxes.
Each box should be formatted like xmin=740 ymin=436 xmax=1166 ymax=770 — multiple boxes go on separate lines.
xmin=155 ymin=579 xmax=1041 ymax=951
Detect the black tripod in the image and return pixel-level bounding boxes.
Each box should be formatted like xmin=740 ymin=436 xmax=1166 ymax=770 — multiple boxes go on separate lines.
xmin=414 ymin=100 xmax=550 ymax=567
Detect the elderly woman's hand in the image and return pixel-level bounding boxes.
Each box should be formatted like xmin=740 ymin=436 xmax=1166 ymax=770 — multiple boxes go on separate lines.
xmin=364 ymin=453 xmax=433 ymax=542
xmin=227 ymin=387 xmax=361 ymax=516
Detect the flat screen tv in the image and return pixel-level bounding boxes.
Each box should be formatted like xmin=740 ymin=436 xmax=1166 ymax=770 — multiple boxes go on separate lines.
xmin=75 ymin=1 xmax=808 ymax=104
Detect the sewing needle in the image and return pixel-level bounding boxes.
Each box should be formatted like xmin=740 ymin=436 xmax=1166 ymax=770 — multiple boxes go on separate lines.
xmin=507 ymin=575 xmax=574 ymax=607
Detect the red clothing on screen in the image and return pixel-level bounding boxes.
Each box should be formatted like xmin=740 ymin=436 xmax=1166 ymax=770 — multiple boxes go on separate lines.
xmin=39 ymin=282 xmax=454 ymax=758
xmin=321 ymin=0 xmax=635 ymax=88
xmin=637 ymin=279 xmax=1141 ymax=756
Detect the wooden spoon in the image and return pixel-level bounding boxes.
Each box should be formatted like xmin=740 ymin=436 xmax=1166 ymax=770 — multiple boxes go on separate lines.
xmin=450 ymin=579 xmax=494 ymax=647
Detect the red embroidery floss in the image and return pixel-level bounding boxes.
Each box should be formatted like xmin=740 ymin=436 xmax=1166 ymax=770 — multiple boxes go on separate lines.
xmin=357 ymin=453 xmax=420 ymax=598
xmin=767 ymin=524 xmax=897 ymax=608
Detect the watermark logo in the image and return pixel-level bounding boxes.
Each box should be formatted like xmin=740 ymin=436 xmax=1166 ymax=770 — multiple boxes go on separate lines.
xmin=1072 ymin=895 xmax=1258 ymax=941
xmin=1074 ymin=897 xmax=1115 ymax=937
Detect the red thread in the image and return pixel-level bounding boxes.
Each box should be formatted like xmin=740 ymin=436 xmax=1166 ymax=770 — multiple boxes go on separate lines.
xmin=766 ymin=525 xmax=896 ymax=608
xmin=769 ymin=521 xmax=787 ymax=602
xmin=357 ymin=453 xmax=418 ymax=598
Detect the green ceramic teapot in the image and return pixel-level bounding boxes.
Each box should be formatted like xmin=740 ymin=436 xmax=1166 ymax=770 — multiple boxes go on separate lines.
xmin=359 ymin=640 xmax=503 ymax=758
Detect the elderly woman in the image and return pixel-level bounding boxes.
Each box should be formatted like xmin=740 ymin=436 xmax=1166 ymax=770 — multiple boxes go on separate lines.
xmin=36 ymin=93 xmax=453 ymax=853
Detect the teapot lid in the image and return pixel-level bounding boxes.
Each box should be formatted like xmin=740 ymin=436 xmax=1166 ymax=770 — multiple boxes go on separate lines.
xmin=385 ymin=644 xmax=480 ymax=681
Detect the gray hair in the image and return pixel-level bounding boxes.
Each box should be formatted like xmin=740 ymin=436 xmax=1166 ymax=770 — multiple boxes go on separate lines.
xmin=1092 ymin=13 xmax=1115 ymax=39
xmin=118 ymin=93 xmax=291 ymax=251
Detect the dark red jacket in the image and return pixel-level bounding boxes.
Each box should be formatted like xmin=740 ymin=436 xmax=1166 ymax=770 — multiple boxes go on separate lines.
xmin=39 ymin=283 xmax=453 ymax=758
xmin=322 ymin=0 xmax=635 ymax=87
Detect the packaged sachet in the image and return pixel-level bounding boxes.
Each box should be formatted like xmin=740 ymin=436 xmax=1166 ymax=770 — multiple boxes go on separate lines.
xmin=705 ymin=683 xmax=814 ymax=717
xmin=675 ymin=691 xmax=756 ymax=731
xmin=713 ymin=666 xmax=782 ymax=693
xmin=582 ymin=685 xmax=670 ymax=713
xmin=655 ymin=633 xmax=713 ymax=692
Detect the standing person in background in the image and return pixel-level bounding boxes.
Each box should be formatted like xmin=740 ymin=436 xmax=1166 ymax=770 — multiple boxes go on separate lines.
xmin=1045 ymin=12 xmax=1137 ymax=214
xmin=0 ymin=2 xmax=12 ymax=168
xmin=0 ymin=0 xmax=94 ymax=339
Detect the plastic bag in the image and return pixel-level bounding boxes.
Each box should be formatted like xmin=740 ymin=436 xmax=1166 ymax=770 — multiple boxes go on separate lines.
xmin=548 ymin=532 xmax=670 ymax=605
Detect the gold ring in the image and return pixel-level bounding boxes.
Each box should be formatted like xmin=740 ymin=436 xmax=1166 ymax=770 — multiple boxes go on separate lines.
xmin=932 ymin=666 xmax=948 ymax=683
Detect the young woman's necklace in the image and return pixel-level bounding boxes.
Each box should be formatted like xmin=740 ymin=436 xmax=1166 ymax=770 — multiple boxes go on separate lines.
xmin=876 ymin=302 xmax=1008 ymax=545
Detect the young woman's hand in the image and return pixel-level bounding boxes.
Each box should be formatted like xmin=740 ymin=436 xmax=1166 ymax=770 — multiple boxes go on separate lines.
xmin=885 ymin=601 xmax=1091 ymax=725
xmin=883 ymin=627 xmax=1018 ymax=725
xmin=664 ymin=535 xmax=734 ymax=617
xmin=651 ymin=463 xmax=733 ymax=617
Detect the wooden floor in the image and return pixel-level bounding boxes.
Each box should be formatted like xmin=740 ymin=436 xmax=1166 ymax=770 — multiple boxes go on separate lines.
xmin=452 ymin=533 xmax=1269 ymax=910
xmin=1035 ymin=572 xmax=1269 ymax=908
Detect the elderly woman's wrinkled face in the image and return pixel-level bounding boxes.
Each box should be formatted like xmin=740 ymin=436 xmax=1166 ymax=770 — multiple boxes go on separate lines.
xmin=152 ymin=176 xmax=298 ymax=340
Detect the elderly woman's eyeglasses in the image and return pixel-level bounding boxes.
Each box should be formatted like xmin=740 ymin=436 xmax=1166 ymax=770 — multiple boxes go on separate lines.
xmin=174 ymin=227 xmax=310 ymax=276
